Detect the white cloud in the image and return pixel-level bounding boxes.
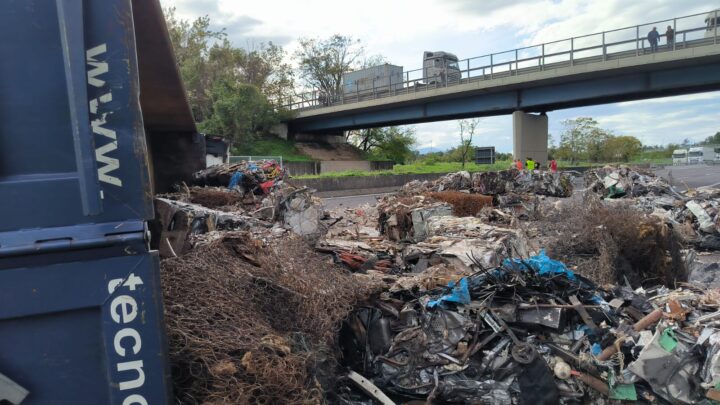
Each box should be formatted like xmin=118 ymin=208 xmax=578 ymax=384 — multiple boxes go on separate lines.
xmin=617 ymin=92 xmax=720 ymax=106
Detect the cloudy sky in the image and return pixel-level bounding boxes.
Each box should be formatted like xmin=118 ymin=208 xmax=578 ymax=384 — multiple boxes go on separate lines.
xmin=162 ymin=0 xmax=720 ymax=152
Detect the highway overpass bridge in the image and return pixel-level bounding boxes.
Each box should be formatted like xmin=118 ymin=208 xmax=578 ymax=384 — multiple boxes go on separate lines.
xmin=281 ymin=10 xmax=720 ymax=163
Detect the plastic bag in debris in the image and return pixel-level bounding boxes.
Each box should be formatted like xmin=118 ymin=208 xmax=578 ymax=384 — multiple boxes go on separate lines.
xmin=502 ymin=249 xmax=576 ymax=280
xmin=427 ymin=278 xmax=471 ymax=308
xmin=228 ymin=171 xmax=243 ymax=189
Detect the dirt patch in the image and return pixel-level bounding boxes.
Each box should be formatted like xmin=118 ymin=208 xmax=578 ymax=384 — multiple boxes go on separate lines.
xmin=427 ymin=191 xmax=494 ymax=216
xmin=189 ymin=188 xmax=242 ymax=208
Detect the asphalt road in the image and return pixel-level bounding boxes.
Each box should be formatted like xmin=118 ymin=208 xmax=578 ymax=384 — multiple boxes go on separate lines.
xmin=322 ymin=193 xmax=390 ymax=210
xmin=654 ymin=164 xmax=720 ymax=189
xmin=321 ymin=164 xmax=720 ymax=209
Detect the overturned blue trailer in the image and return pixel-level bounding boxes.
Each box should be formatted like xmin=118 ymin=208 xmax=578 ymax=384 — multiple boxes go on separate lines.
xmin=0 ymin=1 xmax=205 ymax=403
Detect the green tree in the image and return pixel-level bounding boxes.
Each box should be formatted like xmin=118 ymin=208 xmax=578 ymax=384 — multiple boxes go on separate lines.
xmin=165 ymin=8 xmax=223 ymax=121
xmin=164 ymin=8 xmax=294 ymax=141
xmin=605 ymin=136 xmax=643 ymax=162
xmin=347 ymin=126 xmax=416 ymax=164
xmin=371 ymin=127 xmax=416 ymax=164
xmin=701 ymin=131 xmax=720 ymax=145
xmin=199 ymin=82 xmax=280 ymax=143
xmin=458 ymin=119 xmax=480 ymax=169
xmin=294 ymin=35 xmax=364 ymax=99
xmin=559 ymin=117 xmax=598 ymax=164
xmin=586 ymin=127 xmax=613 ymax=162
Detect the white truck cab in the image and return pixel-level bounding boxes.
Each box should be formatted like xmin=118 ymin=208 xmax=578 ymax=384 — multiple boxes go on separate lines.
xmin=706 ymin=10 xmax=719 ymax=39
xmin=672 ymin=149 xmax=688 ymax=165
xmin=423 ymin=51 xmax=461 ymax=85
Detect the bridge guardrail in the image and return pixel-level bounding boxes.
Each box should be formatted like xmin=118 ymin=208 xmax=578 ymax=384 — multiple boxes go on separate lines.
xmin=284 ymin=10 xmax=719 ymax=111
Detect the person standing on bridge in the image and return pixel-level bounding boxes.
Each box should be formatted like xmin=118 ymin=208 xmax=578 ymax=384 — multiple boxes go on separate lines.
xmin=665 ymin=25 xmax=675 ymax=49
xmin=647 ymin=27 xmax=660 ymax=53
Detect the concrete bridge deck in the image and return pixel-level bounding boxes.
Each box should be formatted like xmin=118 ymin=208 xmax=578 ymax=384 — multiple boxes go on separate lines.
xmin=288 ymin=40 xmax=720 ymax=133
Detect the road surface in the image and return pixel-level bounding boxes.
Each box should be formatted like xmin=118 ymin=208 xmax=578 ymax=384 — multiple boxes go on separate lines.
xmin=654 ymin=164 xmax=720 ymax=189
xmin=322 ymin=193 xmax=390 ymax=210
xmin=321 ymin=164 xmax=720 ymax=209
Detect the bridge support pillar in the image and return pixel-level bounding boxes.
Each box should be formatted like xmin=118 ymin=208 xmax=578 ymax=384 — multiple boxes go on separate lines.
xmin=512 ymin=111 xmax=548 ymax=166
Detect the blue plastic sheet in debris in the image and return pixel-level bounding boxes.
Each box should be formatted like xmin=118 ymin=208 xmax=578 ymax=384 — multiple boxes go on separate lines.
xmin=592 ymin=343 xmax=602 ymax=356
xmin=228 ymin=172 xmax=243 ymax=189
xmin=502 ymin=250 xmax=576 ymax=280
xmin=427 ymin=278 xmax=471 ymax=308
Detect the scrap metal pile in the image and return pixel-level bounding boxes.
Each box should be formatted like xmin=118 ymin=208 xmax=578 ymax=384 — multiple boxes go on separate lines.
xmin=401 ymin=169 xmax=574 ymax=197
xmin=192 ymin=159 xmax=284 ymax=195
xmin=153 ymin=162 xmax=325 ymax=258
xmin=338 ymin=252 xmax=720 ymax=404
xmin=155 ymin=164 xmax=720 ymax=404
xmin=585 ymin=165 xmax=720 ymax=250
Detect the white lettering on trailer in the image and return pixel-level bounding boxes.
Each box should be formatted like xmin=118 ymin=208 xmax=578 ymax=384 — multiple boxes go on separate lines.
xmin=117 ymin=360 xmax=145 ymax=390
xmin=86 ymin=44 xmax=108 ymax=87
xmin=87 ymin=43 xmax=122 ymax=187
xmin=108 ymin=275 xmax=147 ymax=404
xmin=114 ymin=328 xmax=142 ymax=357
xmin=123 ymin=394 xmax=149 ymax=405
xmin=110 ymin=295 xmax=137 ymax=324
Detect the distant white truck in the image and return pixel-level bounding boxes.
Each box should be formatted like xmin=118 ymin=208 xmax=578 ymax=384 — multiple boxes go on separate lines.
xmin=688 ymin=146 xmax=715 ymax=164
xmin=672 ymin=149 xmax=688 ymax=165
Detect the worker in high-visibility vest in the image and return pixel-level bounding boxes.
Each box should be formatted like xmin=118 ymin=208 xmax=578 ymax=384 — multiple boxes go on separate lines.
xmin=525 ymin=157 xmax=535 ymax=171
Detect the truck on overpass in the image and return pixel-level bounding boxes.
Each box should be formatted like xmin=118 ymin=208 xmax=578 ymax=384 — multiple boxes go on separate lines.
xmin=333 ymin=51 xmax=461 ymax=103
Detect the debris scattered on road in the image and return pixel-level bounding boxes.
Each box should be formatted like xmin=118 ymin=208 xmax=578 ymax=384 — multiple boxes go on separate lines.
xmin=402 ymin=169 xmax=574 ymax=197
xmin=156 ymin=166 xmax=720 ymax=404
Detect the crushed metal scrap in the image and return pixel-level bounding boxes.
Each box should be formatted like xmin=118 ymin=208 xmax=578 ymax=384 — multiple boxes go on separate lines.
xmin=401 ymin=169 xmax=574 ymax=197
xmin=155 ymin=164 xmax=720 ymax=404
xmin=339 ymin=251 xmax=720 ymax=404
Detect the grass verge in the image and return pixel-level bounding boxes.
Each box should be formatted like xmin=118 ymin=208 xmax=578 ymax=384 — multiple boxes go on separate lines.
xmin=233 ymin=137 xmax=314 ymax=162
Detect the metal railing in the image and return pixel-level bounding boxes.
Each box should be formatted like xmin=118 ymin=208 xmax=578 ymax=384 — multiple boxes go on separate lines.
xmin=284 ymin=10 xmax=719 ymax=111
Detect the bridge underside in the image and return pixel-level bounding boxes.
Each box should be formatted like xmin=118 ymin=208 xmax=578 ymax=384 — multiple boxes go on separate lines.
xmin=289 ymin=59 xmax=720 ymax=134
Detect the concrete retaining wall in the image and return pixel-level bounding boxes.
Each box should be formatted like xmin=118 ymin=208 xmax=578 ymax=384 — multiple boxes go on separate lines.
xmin=284 ymin=160 xmax=395 ymax=176
xmin=293 ymin=166 xmax=595 ymax=194
xmin=293 ymin=173 xmax=446 ymax=193
xmin=320 ymin=160 xmax=371 ymax=172
xmin=284 ymin=161 xmax=320 ymax=176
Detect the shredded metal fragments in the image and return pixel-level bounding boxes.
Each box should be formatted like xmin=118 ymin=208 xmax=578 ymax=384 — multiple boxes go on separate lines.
xmin=155 ymin=163 xmax=720 ymax=404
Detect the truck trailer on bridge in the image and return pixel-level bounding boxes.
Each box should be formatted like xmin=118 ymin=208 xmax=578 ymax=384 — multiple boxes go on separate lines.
xmin=340 ymin=51 xmax=460 ymax=98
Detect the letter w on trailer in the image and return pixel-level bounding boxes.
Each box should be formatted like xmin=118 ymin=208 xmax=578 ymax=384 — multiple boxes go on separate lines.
xmin=0 ymin=1 xmax=204 ymax=404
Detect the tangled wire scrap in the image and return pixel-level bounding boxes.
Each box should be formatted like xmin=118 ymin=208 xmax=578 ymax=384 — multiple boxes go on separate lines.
xmin=160 ymin=232 xmax=378 ymax=404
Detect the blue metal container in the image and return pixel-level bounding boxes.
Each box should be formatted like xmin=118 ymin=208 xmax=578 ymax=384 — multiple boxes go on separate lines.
xmin=0 ymin=1 xmax=184 ymax=403
xmin=0 ymin=0 xmax=153 ymax=234
xmin=0 ymin=248 xmax=171 ymax=404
